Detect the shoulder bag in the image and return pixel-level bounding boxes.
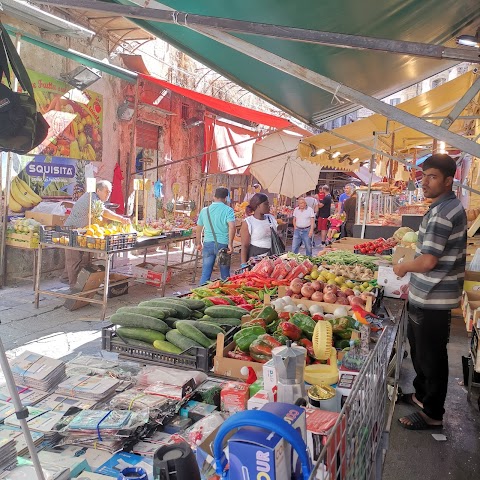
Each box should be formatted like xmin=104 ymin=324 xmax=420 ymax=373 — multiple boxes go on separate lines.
xmin=0 ymin=22 xmax=49 ymax=154
xmin=206 ymin=206 xmax=231 ymax=267
xmin=267 ymin=215 xmax=285 ymax=255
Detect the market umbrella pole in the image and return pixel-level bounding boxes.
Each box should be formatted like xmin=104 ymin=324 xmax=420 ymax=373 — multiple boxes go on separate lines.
xmin=0 ymin=334 xmax=46 ymax=480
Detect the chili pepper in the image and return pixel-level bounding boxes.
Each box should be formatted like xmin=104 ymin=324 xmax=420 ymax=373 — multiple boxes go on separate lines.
xmin=208 ymin=297 xmax=233 ymax=306
xmin=256 ymin=306 xmax=278 ymax=324
xmin=277 ymin=321 xmax=302 ymax=341
xmin=298 ymin=338 xmax=315 ymax=358
xmin=272 ymin=332 xmax=289 ymax=345
xmin=234 ymin=326 xmax=266 ymax=352
xmin=227 ymin=349 xmax=253 ymax=361
xmin=312 ymin=314 xmax=324 ymax=322
xmin=258 ymin=290 xmax=265 ymax=301
xmin=202 ymin=298 xmax=214 ymax=307
xmin=207 ymin=280 xmax=222 ymax=289
xmin=289 ymin=313 xmax=316 ymax=339
xmin=250 ymin=352 xmax=271 ymax=363
xmin=266 ymin=317 xmax=282 ymax=334
xmin=237 ymin=303 xmax=255 ymax=311
xmin=241 ymin=318 xmax=267 ymax=329
xmin=225 ymin=295 xmax=246 ymax=305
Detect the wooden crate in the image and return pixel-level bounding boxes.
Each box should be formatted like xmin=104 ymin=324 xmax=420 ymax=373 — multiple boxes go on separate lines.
xmin=6 ymin=232 xmax=39 ymax=249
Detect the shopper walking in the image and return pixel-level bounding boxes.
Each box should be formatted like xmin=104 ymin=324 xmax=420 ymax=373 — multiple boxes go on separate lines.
xmin=343 ymin=188 xmax=357 ymax=237
xmin=393 ymin=154 xmax=466 ymax=430
xmin=196 ymin=187 xmax=235 ymax=284
xmin=317 ymin=185 xmax=332 ymax=246
xmin=305 ymin=191 xmax=319 ymax=215
xmin=292 ymin=197 xmax=315 ymax=257
xmin=337 ymin=183 xmax=353 ymax=213
xmin=240 ymin=193 xmax=278 ymax=265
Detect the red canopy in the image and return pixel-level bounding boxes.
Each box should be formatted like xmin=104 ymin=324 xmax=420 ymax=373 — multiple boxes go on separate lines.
xmin=138 ymin=73 xmax=292 ymax=129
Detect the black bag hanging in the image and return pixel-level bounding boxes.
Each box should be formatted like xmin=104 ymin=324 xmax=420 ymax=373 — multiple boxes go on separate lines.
xmin=0 ymin=22 xmax=49 ymax=154
xmin=268 ymin=216 xmax=286 ymax=255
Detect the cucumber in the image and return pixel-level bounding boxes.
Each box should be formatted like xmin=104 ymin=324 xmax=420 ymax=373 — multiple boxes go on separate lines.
xmin=176 ymin=321 xmax=214 ymax=348
xmin=116 ymin=306 xmax=165 ymax=319
xmin=166 ymin=329 xmax=202 ymax=352
xmin=199 ymin=317 xmax=241 ymax=327
xmin=155 ymin=296 xmax=206 ymax=310
xmin=110 ymin=313 xmax=170 ymax=333
xmin=137 ymin=303 xmax=177 ymax=317
xmin=163 ymin=317 xmax=183 ymax=328
xmin=178 ymin=320 xmax=224 ymax=338
xmin=191 ymin=311 xmax=204 ymax=319
xmin=116 ymin=327 xmax=165 ymax=344
xmin=140 ymin=300 xmax=192 ymax=319
xmin=204 ymin=306 xmax=249 ymax=319
xmin=118 ymin=338 xmax=155 ymax=349
xmin=153 ymin=340 xmax=182 ymax=354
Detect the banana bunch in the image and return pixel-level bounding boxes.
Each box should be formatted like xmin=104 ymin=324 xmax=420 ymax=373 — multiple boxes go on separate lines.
xmin=81 ymin=144 xmax=96 ymax=161
xmin=142 ymin=226 xmax=163 ymax=237
xmin=9 ymin=177 xmax=42 ymax=212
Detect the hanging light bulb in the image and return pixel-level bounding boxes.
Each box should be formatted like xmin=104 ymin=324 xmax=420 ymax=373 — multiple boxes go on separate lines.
xmin=439 ymin=141 xmax=446 ymax=154
xmin=332 ymin=151 xmax=341 ymax=159
xmin=352 ymin=157 xmax=360 ymax=164
xmin=316 ymin=148 xmax=326 ymax=155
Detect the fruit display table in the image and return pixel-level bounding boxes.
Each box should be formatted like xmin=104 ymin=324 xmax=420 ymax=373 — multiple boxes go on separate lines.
xmin=33 ymin=235 xmax=199 ymax=320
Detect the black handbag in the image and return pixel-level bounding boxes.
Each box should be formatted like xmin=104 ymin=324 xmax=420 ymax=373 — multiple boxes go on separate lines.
xmin=268 ymin=216 xmax=286 ymax=255
xmin=0 ymin=22 xmax=49 ymax=154
xmin=206 ymin=206 xmax=231 ymax=267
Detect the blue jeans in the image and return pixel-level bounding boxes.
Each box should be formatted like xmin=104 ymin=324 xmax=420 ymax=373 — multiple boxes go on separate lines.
xmin=292 ymin=228 xmax=313 ymax=256
xmin=199 ymin=241 xmax=230 ymax=285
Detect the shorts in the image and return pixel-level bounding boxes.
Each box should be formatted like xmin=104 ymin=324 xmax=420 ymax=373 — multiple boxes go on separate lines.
xmin=317 ymin=217 xmax=329 ymax=231
xmin=329 ymin=226 xmax=340 ymax=233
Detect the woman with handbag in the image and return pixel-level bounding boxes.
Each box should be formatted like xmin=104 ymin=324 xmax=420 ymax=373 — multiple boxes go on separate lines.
xmin=196 ymin=187 xmax=235 ymax=284
xmin=240 ymin=194 xmax=281 ymax=267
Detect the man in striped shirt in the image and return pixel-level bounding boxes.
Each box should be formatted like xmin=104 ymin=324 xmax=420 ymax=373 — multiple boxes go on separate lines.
xmin=393 ymin=154 xmax=466 ymax=430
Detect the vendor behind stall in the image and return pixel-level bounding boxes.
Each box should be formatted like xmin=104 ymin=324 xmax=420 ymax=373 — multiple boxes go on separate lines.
xmin=61 ymin=180 xmax=131 ymax=287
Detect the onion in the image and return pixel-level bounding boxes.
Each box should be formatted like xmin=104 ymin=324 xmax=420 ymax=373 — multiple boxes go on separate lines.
xmin=323 ymin=292 xmax=337 ymax=304
xmin=336 ymin=290 xmax=346 ymax=298
xmin=334 ymin=306 xmax=348 ymax=317
xmin=301 ymin=285 xmax=315 ymax=299
xmin=336 ymin=296 xmax=349 ymax=305
xmin=349 ymin=296 xmax=366 ymax=307
xmin=292 ymin=294 xmax=303 ymax=299
xmin=360 ymin=292 xmax=374 ymax=302
xmin=282 ymin=296 xmax=295 ymax=306
xmin=297 ymin=304 xmax=307 ymax=311
xmin=309 ymin=305 xmax=324 ymax=315
xmin=323 ymin=284 xmax=337 ymax=295
xmin=290 ymin=279 xmax=303 ymax=294
xmin=311 ymin=291 xmax=324 ymax=302
xmin=284 ymin=304 xmax=298 ymax=313
xmin=324 ymin=314 xmax=334 ymax=320
xmin=284 ymin=288 xmax=294 ymax=297
xmin=344 ymin=288 xmax=354 ymax=297
xmin=311 ymin=280 xmax=322 ymax=291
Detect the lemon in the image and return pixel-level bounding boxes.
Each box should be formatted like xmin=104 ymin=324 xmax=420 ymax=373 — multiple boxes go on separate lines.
xmin=328 ymin=273 xmax=336 ymax=281
xmin=327 ymin=279 xmax=337 ymax=286
xmin=335 ymin=276 xmax=345 ymax=285
xmin=310 ymin=270 xmax=319 ymax=280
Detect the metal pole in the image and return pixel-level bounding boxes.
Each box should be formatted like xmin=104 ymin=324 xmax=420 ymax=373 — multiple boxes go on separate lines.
xmin=0 ymin=153 xmax=13 ymax=287
xmin=35 ymin=0 xmax=480 ymax=63
xmin=0 ymin=336 xmax=46 ymax=480
xmin=361 ymin=136 xmax=378 ymax=239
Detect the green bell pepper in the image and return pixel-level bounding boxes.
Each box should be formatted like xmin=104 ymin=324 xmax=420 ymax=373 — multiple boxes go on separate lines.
xmin=289 ymin=313 xmax=316 ymax=339
xmin=257 ymin=306 xmax=278 ymax=324
xmin=233 ymin=326 xmax=266 ymax=352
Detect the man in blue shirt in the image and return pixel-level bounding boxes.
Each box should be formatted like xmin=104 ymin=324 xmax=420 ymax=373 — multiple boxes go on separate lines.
xmin=337 ymin=184 xmax=353 ymax=213
xmin=196 ymin=187 xmax=235 ymax=284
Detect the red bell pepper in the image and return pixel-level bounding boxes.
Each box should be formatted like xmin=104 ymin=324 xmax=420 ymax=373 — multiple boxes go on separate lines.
xmin=227 ymin=349 xmax=253 ymax=361
xmin=277 ymin=321 xmax=302 ymax=341
xmin=237 ymin=304 xmax=255 ymax=311
xmin=298 ymin=338 xmax=315 ymax=358
xmin=241 ymin=318 xmax=267 ymax=329
xmin=312 ymin=314 xmax=324 ymax=322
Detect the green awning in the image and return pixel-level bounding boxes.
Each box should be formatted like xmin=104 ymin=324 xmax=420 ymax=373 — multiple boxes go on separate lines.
xmin=4 ymin=24 xmax=137 ymax=83
xmin=113 ymin=0 xmax=479 ymax=124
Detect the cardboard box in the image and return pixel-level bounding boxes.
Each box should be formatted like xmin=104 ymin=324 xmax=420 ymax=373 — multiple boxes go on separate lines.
xmin=463 ymin=271 xmax=480 ymax=292
xmin=5 ymin=231 xmax=39 ymax=249
xmin=263 ymin=360 xmax=278 ymax=398
xmin=64 ymin=266 xmax=105 ymax=311
xmin=228 ymin=404 xmax=305 ymax=480
xmin=196 ymin=424 xmax=234 ymax=479
xmin=220 ymin=381 xmax=249 ymax=414
xmin=213 ymin=333 xmax=264 ymax=379
xmin=107 ymin=273 xmax=129 ymax=298
xmin=471 ymin=325 xmax=480 ymax=373
xmin=132 ymin=261 xmax=171 ymax=287
xmin=247 ymin=390 xmax=271 ymax=410
xmin=25 ymin=211 xmax=68 ymax=226
xmin=377 ymin=247 xmax=415 ymax=299
xmin=465 ymin=300 xmax=480 ymax=333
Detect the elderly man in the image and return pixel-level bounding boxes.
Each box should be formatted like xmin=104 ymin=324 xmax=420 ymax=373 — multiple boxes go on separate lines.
xmin=292 ymin=197 xmax=315 ymax=256
xmin=243 ymin=183 xmax=261 ymax=202
xmin=338 ymin=183 xmax=353 ymax=213
xmin=62 ymin=180 xmax=131 ymax=287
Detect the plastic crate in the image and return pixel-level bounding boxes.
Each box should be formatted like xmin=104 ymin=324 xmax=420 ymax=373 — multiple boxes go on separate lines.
xmin=182 ymin=228 xmax=193 ymax=237
xmin=40 ymin=225 xmax=76 ymax=246
xmin=75 ymin=232 xmax=137 ymax=252
xmin=102 ymin=323 xmax=238 ymax=372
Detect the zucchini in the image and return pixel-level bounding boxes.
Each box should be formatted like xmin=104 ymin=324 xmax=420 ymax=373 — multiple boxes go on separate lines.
xmin=116 ymin=327 xmax=165 ymax=344
xmin=166 ymin=329 xmax=202 ymax=352
xmin=153 ymin=340 xmax=182 ymax=354
xmin=137 ymin=303 xmax=177 ymax=317
xmin=204 ymin=306 xmax=249 ymax=319
xmin=176 ymin=321 xmax=214 ymax=348
xmin=199 ymin=317 xmax=241 ymax=327
xmin=179 ymin=320 xmax=224 ymax=338
xmin=140 ymin=300 xmax=192 ymax=319
xmin=116 ymin=306 xmax=165 ymax=319
xmin=118 ymin=338 xmax=155 ymax=349
xmin=110 ymin=313 xmax=170 ymax=333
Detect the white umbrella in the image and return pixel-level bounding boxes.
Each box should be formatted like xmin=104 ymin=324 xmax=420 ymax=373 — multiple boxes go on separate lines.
xmin=251 ymin=132 xmax=321 ymax=198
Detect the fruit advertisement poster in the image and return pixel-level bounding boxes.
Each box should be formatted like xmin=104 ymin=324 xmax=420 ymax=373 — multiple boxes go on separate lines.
xmin=27 ymin=69 xmax=103 ymax=161
xmin=1 ymin=152 xmax=90 ymax=213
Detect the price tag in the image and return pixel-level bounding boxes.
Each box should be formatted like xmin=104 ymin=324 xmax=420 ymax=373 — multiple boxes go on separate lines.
xmin=86 ymin=177 xmax=96 ymax=193
xmin=172 ymin=182 xmax=181 ymax=195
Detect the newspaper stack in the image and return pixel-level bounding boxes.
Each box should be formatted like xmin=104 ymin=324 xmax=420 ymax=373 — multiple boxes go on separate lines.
xmin=9 ymin=352 xmax=66 ymax=392
xmin=55 ymin=375 xmax=120 ymax=402
xmin=0 ymin=439 xmax=17 ymax=473
xmin=34 ymin=393 xmax=97 ymax=413
xmin=0 ymin=462 xmax=70 ymax=480
xmin=0 ymin=385 xmax=49 ymax=407
xmin=0 ymin=402 xmax=15 ymax=423
xmin=4 ymin=407 xmax=64 ymax=441
xmin=0 ymin=425 xmax=44 ymax=457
